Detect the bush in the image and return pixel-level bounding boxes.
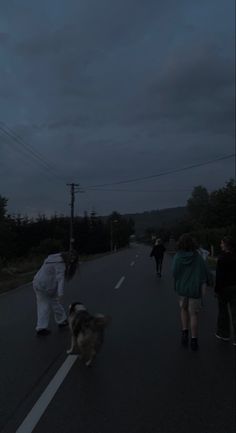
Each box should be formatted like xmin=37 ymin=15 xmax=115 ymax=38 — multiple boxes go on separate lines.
xmin=189 ymin=225 xmax=236 ymax=255
xmin=30 ymin=238 xmax=64 ymax=256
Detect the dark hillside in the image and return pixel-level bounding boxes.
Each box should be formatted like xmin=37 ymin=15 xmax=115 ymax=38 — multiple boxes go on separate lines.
xmin=124 ymin=206 xmax=188 ymax=236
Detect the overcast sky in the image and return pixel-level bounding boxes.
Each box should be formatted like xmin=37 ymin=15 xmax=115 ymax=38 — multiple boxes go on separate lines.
xmin=0 ymin=0 xmax=235 ymax=217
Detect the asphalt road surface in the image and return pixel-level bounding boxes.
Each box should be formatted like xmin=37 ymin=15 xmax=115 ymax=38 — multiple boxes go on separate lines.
xmin=0 ymin=244 xmax=235 ymax=433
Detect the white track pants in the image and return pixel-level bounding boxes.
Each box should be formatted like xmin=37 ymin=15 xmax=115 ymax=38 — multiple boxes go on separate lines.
xmin=34 ymin=290 xmax=67 ymax=331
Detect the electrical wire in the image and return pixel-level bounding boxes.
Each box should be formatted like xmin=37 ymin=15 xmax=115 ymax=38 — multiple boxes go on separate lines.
xmin=0 ymin=125 xmax=54 ymax=171
xmin=0 ymin=123 xmax=67 ymax=183
xmin=84 ymin=188 xmax=193 ymax=192
xmin=84 ymin=154 xmax=235 ymax=189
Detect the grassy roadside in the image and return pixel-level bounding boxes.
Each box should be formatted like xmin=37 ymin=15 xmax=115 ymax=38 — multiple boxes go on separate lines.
xmin=0 ymin=272 xmax=36 ymax=293
xmin=0 ymin=256 xmax=44 ymax=295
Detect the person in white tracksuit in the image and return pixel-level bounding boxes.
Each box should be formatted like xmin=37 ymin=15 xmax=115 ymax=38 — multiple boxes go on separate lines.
xmin=33 ymin=251 xmax=78 ymax=335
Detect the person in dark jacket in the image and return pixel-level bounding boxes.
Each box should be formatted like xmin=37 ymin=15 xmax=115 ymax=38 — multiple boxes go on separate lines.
xmin=150 ymin=238 xmax=166 ymax=277
xmin=172 ymin=234 xmax=213 ymax=351
xmin=215 ymin=236 xmax=236 ymax=346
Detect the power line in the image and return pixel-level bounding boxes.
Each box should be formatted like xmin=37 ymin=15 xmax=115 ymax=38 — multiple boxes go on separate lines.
xmin=85 ymin=188 xmax=193 ymax=192
xmin=0 ymin=124 xmax=54 ymax=171
xmin=1 ymin=123 xmax=54 ymax=167
xmin=0 ymin=131 xmax=50 ymax=177
xmin=84 ymin=154 xmax=235 ymax=189
xmin=0 ymin=123 xmax=67 ymax=183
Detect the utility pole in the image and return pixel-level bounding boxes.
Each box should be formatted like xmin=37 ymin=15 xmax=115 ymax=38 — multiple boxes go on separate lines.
xmin=110 ymin=219 xmax=118 ymax=252
xmin=67 ymin=183 xmax=79 ymax=252
xmin=110 ymin=220 xmax=113 ymax=252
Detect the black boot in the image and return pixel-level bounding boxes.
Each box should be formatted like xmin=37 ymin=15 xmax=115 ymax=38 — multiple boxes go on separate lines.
xmin=181 ymin=329 xmax=189 ymax=347
xmin=190 ymin=337 xmax=199 ymax=351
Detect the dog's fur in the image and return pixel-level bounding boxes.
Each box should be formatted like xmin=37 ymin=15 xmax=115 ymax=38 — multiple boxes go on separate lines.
xmin=67 ymin=302 xmax=111 ymax=366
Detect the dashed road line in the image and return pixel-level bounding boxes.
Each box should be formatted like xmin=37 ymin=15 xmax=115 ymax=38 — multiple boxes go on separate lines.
xmin=130 ymin=261 xmax=135 ymax=267
xmin=16 ymin=355 xmax=78 ymax=433
xmin=115 ymin=276 xmax=125 ymax=289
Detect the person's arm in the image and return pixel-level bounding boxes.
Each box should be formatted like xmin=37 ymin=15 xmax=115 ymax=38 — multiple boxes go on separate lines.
xmin=205 ymin=263 xmax=214 ymax=287
xmin=172 ymin=254 xmax=180 ymax=292
xmin=199 ymin=254 xmax=214 ymax=287
xmin=215 ymin=256 xmax=225 ymax=294
xmin=172 ymin=254 xmax=179 ymax=279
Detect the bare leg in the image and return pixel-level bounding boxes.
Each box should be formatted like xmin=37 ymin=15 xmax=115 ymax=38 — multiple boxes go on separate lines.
xmin=181 ymin=307 xmax=189 ymax=330
xmin=180 ymin=307 xmax=189 ymax=346
xmin=190 ymin=313 xmax=199 ymax=338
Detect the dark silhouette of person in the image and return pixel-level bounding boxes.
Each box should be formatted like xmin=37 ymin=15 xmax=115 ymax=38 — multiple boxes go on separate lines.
xmin=215 ymin=236 xmax=236 ymax=346
xmin=150 ymin=238 xmax=166 ymax=277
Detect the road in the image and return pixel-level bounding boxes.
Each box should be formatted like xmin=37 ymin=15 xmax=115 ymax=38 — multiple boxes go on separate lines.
xmin=0 ymin=244 xmax=235 ymax=433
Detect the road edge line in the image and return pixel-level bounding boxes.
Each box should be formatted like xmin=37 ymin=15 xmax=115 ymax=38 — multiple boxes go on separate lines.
xmin=15 ymin=355 xmax=78 ymax=433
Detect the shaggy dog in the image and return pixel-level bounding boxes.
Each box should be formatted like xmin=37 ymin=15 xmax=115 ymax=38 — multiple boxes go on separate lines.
xmin=67 ymin=302 xmax=111 ymax=366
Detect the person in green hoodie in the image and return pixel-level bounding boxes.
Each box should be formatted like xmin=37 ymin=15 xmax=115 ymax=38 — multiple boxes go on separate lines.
xmin=172 ymin=233 xmax=213 ymax=351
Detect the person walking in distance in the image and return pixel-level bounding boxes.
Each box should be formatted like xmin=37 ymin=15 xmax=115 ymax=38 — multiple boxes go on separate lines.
xmin=33 ymin=250 xmax=78 ymax=335
xmin=215 ymin=236 xmax=236 ymax=346
xmin=172 ymin=234 xmax=213 ymax=351
xmin=150 ymin=238 xmax=166 ymax=277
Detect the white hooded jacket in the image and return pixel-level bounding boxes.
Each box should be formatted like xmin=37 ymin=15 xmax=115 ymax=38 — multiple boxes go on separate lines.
xmin=33 ymin=253 xmax=66 ymax=297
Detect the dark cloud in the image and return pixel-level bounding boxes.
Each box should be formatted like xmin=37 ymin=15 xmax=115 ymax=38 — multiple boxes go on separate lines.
xmin=0 ymin=0 xmax=234 ymax=216
xmin=130 ymin=42 xmax=234 ymax=135
xmin=0 ymin=32 xmax=9 ymax=44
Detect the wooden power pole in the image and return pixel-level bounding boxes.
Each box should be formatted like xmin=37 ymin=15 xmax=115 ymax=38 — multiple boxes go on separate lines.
xmin=67 ymin=183 xmax=79 ymax=252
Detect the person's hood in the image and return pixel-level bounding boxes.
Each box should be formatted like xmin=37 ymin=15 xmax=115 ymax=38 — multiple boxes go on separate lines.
xmin=45 ymin=253 xmax=64 ymax=264
xmin=177 ymin=251 xmax=196 ymax=265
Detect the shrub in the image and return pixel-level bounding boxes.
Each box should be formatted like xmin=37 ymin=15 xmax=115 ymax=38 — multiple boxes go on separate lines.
xmin=30 ymin=238 xmax=64 ymax=256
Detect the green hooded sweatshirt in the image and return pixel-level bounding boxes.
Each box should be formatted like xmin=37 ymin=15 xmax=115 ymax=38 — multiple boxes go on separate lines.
xmin=172 ymin=251 xmax=213 ymax=298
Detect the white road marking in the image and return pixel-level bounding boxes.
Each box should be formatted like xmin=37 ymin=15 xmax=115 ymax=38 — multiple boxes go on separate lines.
xmin=16 ymin=355 xmax=78 ymax=433
xmin=130 ymin=261 xmax=135 ymax=267
xmin=115 ymin=276 xmax=125 ymax=289
xmin=136 ymin=255 xmax=139 ymax=258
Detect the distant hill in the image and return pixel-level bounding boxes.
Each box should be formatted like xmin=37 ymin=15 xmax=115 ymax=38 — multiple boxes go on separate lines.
xmin=124 ymin=206 xmax=188 ymax=236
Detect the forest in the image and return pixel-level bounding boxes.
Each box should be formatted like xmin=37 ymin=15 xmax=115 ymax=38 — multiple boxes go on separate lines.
xmin=0 ymin=179 xmax=235 ymax=266
xmin=143 ymin=179 xmax=236 ymax=254
xmin=0 ymin=202 xmax=134 ymax=265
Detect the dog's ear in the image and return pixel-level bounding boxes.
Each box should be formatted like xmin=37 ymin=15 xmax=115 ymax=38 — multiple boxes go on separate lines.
xmin=68 ymin=302 xmax=81 ymax=314
xmin=94 ymin=314 xmax=112 ymax=328
xmin=68 ymin=303 xmax=75 ymax=314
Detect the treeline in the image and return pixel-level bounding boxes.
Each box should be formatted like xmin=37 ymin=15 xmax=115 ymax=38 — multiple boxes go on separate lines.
xmin=145 ymin=180 xmax=236 ymax=253
xmin=0 ymin=199 xmax=134 ymax=264
xmin=1 ymin=179 xmax=235 ymax=263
